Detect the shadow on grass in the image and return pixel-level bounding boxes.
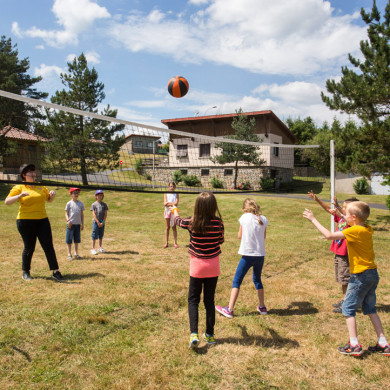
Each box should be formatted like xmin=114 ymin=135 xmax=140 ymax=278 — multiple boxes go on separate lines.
xmin=267 ymin=301 xmax=318 ymax=316
xmin=376 ymin=303 xmax=390 ymax=313
xmin=106 ymin=250 xmax=140 ymax=255
xmin=279 ymin=178 xmax=326 ymax=194
xmin=370 ymin=215 xmax=390 ymax=232
xmin=192 ymin=325 xmax=299 ymax=355
xmin=33 ymin=272 xmax=105 ymax=283
xmin=11 ymin=346 xmax=31 ymax=362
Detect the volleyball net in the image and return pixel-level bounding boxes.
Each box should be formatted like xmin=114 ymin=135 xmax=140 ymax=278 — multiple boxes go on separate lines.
xmin=0 ymin=90 xmax=321 ymax=193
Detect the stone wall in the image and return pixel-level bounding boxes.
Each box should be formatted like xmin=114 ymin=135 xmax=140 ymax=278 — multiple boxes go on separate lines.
xmin=143 ymin=166 xmax=293 ymax=190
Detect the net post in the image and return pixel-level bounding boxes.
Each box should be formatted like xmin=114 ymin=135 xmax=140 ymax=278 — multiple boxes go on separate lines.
xmin=330 ymin=139 xmax=335 ymax=232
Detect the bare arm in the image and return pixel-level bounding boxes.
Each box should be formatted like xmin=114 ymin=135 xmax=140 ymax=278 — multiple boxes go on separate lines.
xmin=5 ymin=192 xmax=29 ymax=205
xmin=174 ymin=193 xmax=179 ymax=206
xmin=303 ymin=208 xmax=344 ymax=240
xmin=238 ymin=224 xmax=243 ymax=239
xmin=307 ymin=190 xmax=332 ymax=214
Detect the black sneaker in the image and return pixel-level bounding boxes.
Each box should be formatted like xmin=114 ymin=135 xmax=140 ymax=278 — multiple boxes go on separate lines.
xmin=338 ymin=342 xmax=363 ymax=356
xmin=333 ymin=307 xmax=343 ymax=313
xmin=368 ymin=343 xmax=390 ymax=356
xmin=332 ymin=299 xmax=344 ymax=308
xmin=52 ymin=271 xmax=65 ymax=282
xmin=22 ymin=271 xmax=33 ymax=281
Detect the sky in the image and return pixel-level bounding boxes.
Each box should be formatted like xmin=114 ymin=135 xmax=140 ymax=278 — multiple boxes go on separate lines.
xmin=1 ymin=0 xmax=388 ymax=131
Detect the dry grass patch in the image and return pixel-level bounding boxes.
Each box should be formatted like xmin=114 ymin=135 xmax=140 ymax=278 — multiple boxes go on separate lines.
xmin=0 ymin=185 xmax=389 ymax=389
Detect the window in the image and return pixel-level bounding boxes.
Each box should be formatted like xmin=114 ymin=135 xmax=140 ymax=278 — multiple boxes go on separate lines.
xmin=180 ymin=169 xmax=188 ymax=175
xmin=201 ymin=169 xmax=209 ymax=176
xmin=177 ymin=144 xmax=188 ymax=157
xmin=28 ymin=145 xmax=36 ymax=153
xmin=199 ymin=143 xmax=210 ymax=157
xmin=273 ymin=143 xmax=279 ymax=157
xmin=224 ymin=169 xmax=233 ymax=176
xmin=147 ymin=142 xmax=153 ymax=149
xmin=135 ymin=140 xmax=143 ymax=148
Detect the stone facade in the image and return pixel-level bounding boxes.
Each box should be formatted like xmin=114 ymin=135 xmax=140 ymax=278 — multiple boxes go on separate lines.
xmin=143 ymin=166 xmax=293 ymax=190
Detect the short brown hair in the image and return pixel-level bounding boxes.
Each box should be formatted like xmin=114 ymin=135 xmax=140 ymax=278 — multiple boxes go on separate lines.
xmin=347 ymin=201 xmax=370 ymax=222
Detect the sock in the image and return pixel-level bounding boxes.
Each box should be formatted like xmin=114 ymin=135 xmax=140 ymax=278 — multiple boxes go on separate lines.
xmin=350 ymin=337 xmax=359 ymax=346
xmin=378 ymin=337 xmax=388 ymax=346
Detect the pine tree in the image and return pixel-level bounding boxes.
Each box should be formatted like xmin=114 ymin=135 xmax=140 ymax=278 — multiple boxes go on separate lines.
xmin=38 ymin=53 xmax=125 ymax=185
xmin=212 ymin=109 xmax=265 ymax=189
xmin=0 ymin=36 xmax=47 ymax=129
xmin=321 ymin=1 xmax=390 ymax=179
xmin=321 ymin=1 xmax=390 ymax=121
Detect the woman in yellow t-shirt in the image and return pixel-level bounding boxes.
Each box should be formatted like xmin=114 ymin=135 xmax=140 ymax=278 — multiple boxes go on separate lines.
xmin=5 ymin=164 xmax=64 ymax=282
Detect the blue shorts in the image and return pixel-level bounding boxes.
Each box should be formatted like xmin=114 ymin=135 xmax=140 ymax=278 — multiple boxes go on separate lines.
xmin=342 ymin=268 xmax=379 ymax=317
xmin=66 ymin=224 xmax=81 ymax=244
xmin=232 ymin=256 xmax=264 ymax=290
xmin=91 ymin=221 xmax=105 ymax=240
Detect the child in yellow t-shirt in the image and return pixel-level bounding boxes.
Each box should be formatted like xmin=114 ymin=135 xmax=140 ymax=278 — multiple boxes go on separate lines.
xmin=303 ymin=201 xmax=389 ymax=357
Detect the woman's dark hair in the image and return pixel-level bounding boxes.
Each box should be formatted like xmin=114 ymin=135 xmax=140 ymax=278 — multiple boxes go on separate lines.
xmin=190 ymin=191 xmax=222 ymax=234
xmin=20 ymin=164 xmax=36 ymax=181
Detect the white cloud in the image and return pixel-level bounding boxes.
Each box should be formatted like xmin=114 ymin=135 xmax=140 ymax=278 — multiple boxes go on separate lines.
xmin=66 ymin=51 xmax=101 ymax=64
xmin=13 ymin=0 xmax=110 ymax=47
xmin=34 ymin=64 xmax=64 ymax=78
xmin=107 ymin=0 xmax=365 ymax=76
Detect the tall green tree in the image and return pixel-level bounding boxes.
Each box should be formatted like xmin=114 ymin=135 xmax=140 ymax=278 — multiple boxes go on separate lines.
xmin=38 ymin=53 xmax=125 ymax=185
xmin=302 ymin=119 xmax=360 ymax=176
xmin=285 ymin=116 xmax=319 ymax=166
xmin=321 ymin=1 xmax=390 ymax=179
xmin=212 ymin=109 xmax=265 ymax=189
xmin=0 ymin=36 xmax=47 ymax=130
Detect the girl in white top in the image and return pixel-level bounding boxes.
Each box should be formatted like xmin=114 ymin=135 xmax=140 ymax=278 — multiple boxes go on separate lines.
xmin=216 ymin=198 xmax=269 ymax=318
xmin=163 ymin=182 xmax=179 ymax=248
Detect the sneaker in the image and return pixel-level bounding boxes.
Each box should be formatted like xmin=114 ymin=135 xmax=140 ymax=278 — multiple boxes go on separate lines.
xmin=333 ymin=307 xmax=343 ymax=313
xmin=257 ymin=305 xmax=268 ymax=315
xmin=368 ymin=343 xmax=390 ymax=356
xmin=22 ymin=271 xmax=33 ymax=281
xmin=338 ymin=342 xmax=363 ymax=356
xmin=74 ymin=254 xmax=82 ymax=259
xmin=202 ymin=333 xmax=216 ymax=346
xmin=215 ymin=305 xmax=233 ymax=319
xmin=189 ymin=333 xmax=200 ymax=349
xmin=52 ymin=271 xmax=65 ymax=282
xmin=98 ymin=248 xmax=105 ymax=253
xmin=67 ymin=255 xmax=72 ymax=261
xmin=332 ymin=299 xmax=344 ymax=308
xmin=90 ymin=249 xmax=98 ymax=255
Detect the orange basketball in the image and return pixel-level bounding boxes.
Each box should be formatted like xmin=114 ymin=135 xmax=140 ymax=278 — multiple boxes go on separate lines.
xmin=167 ymin=76 xmax=189 ymax=98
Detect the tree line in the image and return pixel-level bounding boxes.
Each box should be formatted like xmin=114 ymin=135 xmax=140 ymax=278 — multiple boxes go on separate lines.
xmin=1 ymin=1 xmax=390 ymax=188
xmin=0 ymin=38 xmax=124 ymax=185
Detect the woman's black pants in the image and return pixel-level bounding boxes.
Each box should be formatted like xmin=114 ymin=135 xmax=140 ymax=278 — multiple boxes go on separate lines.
xmin=17 ymin=218 xmax=59 ymax=272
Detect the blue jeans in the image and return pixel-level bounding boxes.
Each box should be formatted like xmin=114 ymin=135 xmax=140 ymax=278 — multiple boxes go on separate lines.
xmin=232 ymin=256 xmax=264 ymax=290
xmin=66 ymin=224 xmax=81 ymax=244
xmin=91 ymin=221 xmax=105 ymax=240
xmin=342 ymin=268 xmax=379 ymax=317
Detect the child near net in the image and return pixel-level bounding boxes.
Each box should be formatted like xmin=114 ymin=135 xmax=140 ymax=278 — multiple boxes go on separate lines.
xmin=163 ymin=182 xmax=179 ymax=248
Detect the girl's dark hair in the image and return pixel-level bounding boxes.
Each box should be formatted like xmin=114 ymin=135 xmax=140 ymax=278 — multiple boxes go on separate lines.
xmin=168 ymin=182 xmax=176 ymax=187
xmin=190 ymin=191 xmax=222 ymax=234
xmin=20 ymin=164 xmax=36 ymax=181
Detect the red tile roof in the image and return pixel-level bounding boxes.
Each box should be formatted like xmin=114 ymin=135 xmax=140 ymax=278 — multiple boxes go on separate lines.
xmin=0 ymin=126 xmax=49 ymax=142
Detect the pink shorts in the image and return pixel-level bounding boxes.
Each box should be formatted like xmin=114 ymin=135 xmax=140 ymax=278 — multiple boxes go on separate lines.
xmin=190 ymin=255 xmax=220 ymax=278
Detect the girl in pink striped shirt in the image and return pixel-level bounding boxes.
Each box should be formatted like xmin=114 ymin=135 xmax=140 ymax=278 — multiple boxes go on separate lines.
xmin=170 ymin=191 xmax=224 ymax=349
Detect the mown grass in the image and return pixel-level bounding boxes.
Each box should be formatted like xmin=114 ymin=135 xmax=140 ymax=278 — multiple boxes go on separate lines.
xmin=0 ymin=183 xmax=389 ymax=389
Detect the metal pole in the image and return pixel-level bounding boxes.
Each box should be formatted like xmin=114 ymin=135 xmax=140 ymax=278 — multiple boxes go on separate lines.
xmin=152 ymin=141 xmax=155 ymax=190
xmin=330 ymin=139 xmax=335 ymax=232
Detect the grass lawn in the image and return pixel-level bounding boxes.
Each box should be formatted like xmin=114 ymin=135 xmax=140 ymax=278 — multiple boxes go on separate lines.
xmin=0 ymin=184 xmax=389 ymax=389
